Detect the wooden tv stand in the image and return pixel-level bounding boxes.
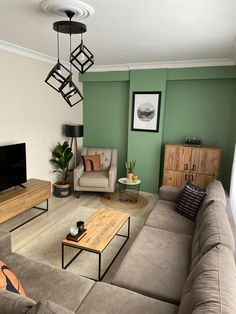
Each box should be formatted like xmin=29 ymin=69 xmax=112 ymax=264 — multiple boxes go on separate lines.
xmin=0 ymin=178 xmax=51 ymax=231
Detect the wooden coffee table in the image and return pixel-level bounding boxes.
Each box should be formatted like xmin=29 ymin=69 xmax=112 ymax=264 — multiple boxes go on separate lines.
xmin=62 ymin=208 xmax=130 ymax=281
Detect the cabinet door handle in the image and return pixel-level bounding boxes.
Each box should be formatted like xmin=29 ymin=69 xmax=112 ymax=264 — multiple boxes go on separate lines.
xmin=185 ymin=174 xmax=188 ymax=181
xmin=192 ymin=164 xmax=196 ymax=171
xmin=184 ymin=164 xmax=188 ymax=170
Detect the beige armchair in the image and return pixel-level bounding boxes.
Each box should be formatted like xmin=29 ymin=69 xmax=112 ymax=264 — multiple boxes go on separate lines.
xmin=73 ymin=147 xmax=118 ymax=197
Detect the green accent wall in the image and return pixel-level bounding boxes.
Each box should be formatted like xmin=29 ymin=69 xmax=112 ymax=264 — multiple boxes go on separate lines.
xmin=163 ymin=79 xmax=236 ymax=189
xmin=83 ymin=81 xmax=129 ymax=178
xmin=81 ymin=66 xmax=236 ymax=193
xmin=127 ymin=69 xmax=167 ymax=193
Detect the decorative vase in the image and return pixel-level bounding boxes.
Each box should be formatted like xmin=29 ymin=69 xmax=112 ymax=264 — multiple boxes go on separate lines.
xmin=53 ymin=182 xmax=71 ymax=198
xmin=127 ymin=172 xmax=133 ymax=181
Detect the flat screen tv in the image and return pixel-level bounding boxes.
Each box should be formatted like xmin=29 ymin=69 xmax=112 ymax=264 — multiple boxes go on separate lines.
xmin=0 ymin=143 xmax=27 ymax=192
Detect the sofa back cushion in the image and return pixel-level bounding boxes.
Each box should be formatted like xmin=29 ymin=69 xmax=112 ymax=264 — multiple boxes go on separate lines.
xmin=179 ymin=245 xmax=236 ymax=314
xmin=191 ymin=201 xmax=235 ymax=269
xmin=82 ymin=148 xmax=112 ymax=171
xmin=196 ymin=180 xmax=226 ymax=222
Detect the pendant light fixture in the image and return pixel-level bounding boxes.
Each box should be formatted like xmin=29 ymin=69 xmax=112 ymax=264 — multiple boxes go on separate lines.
xmin=43 ymin=1 xmax=94 ymax=107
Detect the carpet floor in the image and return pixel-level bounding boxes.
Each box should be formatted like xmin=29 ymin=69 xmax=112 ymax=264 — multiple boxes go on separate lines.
xmin=15 ymin=192 xmax=157 ymax=282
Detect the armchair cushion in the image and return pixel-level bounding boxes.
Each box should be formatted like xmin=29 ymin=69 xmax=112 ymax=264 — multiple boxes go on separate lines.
xmin=80 ymin=172 xmax=108 ymax=188
xmin=82 ymin=155 xmax=101 ymax=172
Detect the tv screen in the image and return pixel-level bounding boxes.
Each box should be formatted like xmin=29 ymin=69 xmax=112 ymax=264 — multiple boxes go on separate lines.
xmin=0 ymin=143 xmax=27 ymax=192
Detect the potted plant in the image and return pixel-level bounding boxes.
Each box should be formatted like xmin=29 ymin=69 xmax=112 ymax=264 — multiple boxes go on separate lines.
xmin=125 ymin=160 xmax=136 ymax=181
xmin=50 ymin=141 xmax=73 ymax=197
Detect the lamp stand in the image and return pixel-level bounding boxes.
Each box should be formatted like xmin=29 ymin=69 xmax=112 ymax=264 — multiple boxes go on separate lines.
xmin=70 ymin=137 xmax=78 ymax=168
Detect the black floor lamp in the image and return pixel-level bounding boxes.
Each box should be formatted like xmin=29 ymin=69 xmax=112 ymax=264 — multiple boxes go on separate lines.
xmin=64 ymin=124 xmax=84 ymax=168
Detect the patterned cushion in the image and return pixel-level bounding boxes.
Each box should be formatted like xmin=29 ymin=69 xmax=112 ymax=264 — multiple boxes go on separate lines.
xmin=175 ymin=181 xmax=206 ymax=221
xmin=0 ymin=260 xmax=25 ymax=296
xmin=82 ymin=155 xmax=101 ymax=172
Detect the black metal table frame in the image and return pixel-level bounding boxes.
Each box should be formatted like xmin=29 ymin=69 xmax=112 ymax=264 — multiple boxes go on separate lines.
xmin=119 ymin=182 xmax=141 ymax=203
xmin=9 ymin=199 xmax=49 ymax=232
xmin=62 ymin=216 xmax=130 ymax=281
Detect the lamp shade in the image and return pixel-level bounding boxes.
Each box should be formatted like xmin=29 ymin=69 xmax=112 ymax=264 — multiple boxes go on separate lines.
xmin=64 ymin=125 xmax=84 ymax=138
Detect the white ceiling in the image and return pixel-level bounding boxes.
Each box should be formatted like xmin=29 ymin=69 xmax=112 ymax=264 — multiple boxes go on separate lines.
xmin=0 ymin=0 xmax=236 ymax=70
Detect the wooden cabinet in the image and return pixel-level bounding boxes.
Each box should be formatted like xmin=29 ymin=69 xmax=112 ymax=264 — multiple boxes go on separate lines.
xmin=0 ymin=178 xmax=51 ymax=224
xmin=163 ymin=144 xmax=221 ymax=188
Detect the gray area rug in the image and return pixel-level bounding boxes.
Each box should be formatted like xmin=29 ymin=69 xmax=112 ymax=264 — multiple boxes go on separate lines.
xmin=16 ymin=205 xmax=150 ymax=282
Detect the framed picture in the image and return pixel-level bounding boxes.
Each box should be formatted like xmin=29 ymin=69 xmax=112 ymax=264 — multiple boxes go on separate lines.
xmin=131 ymin=91 xmax=162 ymax=132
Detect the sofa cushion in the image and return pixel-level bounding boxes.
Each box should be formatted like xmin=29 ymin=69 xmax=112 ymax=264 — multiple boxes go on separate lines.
xmin=191 ymin=201 xmax=235 ymax=269
xmin=196 ymin=180 xmax=226 ymax=221
xmin=27 ymin=300 xmax=75 ymax=314
xmin=0 ymin=260 xmax=26 ymax=296
xmin=158 ymin=186 xmax=182 ymax=202
xmin=179 ymin=245 xmax=236 ymax=314
xmin=79 ymin=171 xmax=108 ymax=188
xmin=82 ymin=155 xmax=101 ymax=172
xmin=76 ymin=282 xmax=178 ymax=314
xmin=145 ymin=200 xmax=195 ymax=235
xmin=175 ymin=182 xmax=206 ymax=221
xmin=112 ymin=226 xmax=192 ymax=305
xmin=0 ymin=289 xmax=35 ymax=314
xmin=2 ymin=253 xmax=94 ymax=312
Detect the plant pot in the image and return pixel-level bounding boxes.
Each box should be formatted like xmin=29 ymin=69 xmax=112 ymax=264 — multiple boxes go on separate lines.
xmin=53 ymin=182 xmax=71 ymax=198
xmin=127 ymin=172 xmax=134 ymax=182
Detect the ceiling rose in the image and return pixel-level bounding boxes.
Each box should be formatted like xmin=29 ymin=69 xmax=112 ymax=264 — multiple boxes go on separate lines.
xmin=40 ymin=0 xmax=94 ymax=19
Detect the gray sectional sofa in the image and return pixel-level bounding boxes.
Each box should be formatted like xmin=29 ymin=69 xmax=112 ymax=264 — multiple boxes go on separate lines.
xmin=0 ymin=180 xmax=236 ymax=313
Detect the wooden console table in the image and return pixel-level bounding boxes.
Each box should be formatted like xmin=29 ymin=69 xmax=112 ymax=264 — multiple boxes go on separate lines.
xmin=0 ymin=178 xmax=51 ymax=231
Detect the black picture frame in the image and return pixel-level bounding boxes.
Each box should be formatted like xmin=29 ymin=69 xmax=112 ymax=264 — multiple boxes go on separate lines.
xmin=131 ymin=91 xmax=162 ymax=132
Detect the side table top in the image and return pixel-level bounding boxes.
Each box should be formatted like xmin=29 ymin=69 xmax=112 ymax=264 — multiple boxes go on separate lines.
xmin=118 ymin=177 xmax=141 ymax=185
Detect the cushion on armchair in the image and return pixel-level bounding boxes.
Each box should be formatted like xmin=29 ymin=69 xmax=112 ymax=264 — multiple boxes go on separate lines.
xmin=82 ymin=155 xmax=101 ymax=172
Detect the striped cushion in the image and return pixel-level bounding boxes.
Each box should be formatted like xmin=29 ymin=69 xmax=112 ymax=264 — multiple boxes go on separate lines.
xmin=0 ymin=260 xmax=26 ymax=296
xmin=175 ymin=181 xmax=206 ymax=221
xmin=82 ymin=155 xmax=101 ymax=172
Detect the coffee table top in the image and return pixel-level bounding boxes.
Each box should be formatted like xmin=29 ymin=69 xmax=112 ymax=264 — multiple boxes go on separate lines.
xmin=62 ymin=208 xmax=129 ymax=254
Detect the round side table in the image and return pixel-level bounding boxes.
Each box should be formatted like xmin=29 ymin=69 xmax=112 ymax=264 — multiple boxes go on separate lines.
xmin=118 ymin=177 xmax=141 ymax=203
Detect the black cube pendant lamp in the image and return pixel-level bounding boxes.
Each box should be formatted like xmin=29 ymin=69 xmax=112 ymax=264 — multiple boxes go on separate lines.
xmin=45 ymin=9 xmax=94 ymax=106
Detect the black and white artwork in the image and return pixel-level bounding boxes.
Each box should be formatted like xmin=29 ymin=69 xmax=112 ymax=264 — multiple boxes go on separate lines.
xmin=131 ymin=92 xmax=161 ymax=132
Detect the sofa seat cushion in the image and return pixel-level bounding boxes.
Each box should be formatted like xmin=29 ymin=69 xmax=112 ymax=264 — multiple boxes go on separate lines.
xmin=79 ymin=171 xmax=108 ymax=188
xmin=191 ymin=201 xmax=235 ymax=269
xmin=145 ymin=200 xmax=195 ymax=235
xmin=179 ymin=245 xmax=236 ymax=314
xmin=112 ymin=226 xmax=192 ymax=305
xmin=0 ymin=289 xmax=35 ymax=314
xmin=2 ymin=253 xmax=94 ymax=312
xmin=76 ymin=282 xmax=178 ymax=314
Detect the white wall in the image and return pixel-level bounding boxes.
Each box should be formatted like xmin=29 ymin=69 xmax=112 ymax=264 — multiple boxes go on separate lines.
xmin=0 ymin=49 xmax=83 ymax=183
xmin=230 ymin=144 xmax=236 ymax=222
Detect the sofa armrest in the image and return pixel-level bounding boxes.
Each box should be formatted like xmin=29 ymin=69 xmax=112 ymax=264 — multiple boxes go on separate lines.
xmin=73 ymin=163 xmax=84 ymax=191
xmin=0 ymin=229 xmax=12 ymax=259
xmin=159 ymin=185 xmax=183 ymax=202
